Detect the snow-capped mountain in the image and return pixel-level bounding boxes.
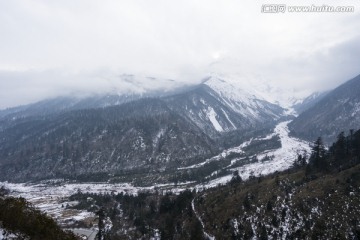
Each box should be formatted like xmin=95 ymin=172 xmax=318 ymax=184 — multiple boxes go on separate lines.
xmin=164 ymin=85 xmax=241 ymax=136
xmin=0 ymin=98 xmax=218 ymax=181
xmin=0 ymin=74 xmax=194 ymax=120
xmin=164 ymin=84 xmax=284 ymax=138
xmin=0 ymin=70 xmax=326 ymax=183
xmin=203 ymin=75 xmax=286 ymax=120
xmin=206 ymin=58 xmax=314 ymax=111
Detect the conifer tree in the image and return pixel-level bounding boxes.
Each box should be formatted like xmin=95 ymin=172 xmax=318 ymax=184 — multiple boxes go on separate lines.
xmin=309 ymin=137 xmax=327 ymax=171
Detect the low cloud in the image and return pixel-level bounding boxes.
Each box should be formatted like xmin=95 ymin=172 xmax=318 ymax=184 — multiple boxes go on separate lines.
xmin=1 ymin=0 xmax=360 ymax=109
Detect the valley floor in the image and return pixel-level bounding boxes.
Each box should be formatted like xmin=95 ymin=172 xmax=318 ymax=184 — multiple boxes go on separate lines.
xmin=0 ymin=120 xmax=312 ymax=238
xmin=196 ymin=120 xmax=311 ymax=189
xmin=0 ymin=180 xmax=196 ymax=236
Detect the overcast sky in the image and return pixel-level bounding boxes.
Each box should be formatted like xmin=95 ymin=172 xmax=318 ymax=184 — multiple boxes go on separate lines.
xmin=1 ymin=0 xmax=360 ymax=109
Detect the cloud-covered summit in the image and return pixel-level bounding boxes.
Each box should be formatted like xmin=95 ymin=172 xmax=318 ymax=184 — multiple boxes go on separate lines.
xmin=1 ymin=0 xmax=360 ymax=109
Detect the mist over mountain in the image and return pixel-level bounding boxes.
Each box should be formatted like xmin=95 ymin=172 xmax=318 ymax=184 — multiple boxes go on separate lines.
xmin=2 ymin=71 xmax=360 ymax=184
xmin=1 ymin=1 xmax=360 ymax=239
xmin=1 ymin=57 xmax=360 ymax=240
xmin=0 ymin=76 xmax=290 ymax=182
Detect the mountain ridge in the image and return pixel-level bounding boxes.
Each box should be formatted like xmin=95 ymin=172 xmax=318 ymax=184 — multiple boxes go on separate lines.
xmin=1 ymin=72 xmax=350 ymax=184
xmin=289 ymin=74 xmax=360 ymax=144
xmin=0 ymin=78 xmax=295 ymax=182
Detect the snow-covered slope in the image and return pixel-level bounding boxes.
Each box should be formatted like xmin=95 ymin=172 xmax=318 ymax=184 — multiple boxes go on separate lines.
xmin=164 ymin=83 xmax=284 ymax=138
xmin=203 ymin=75 xmax=286 ymax=123
xmin=0 ymin=69 xmax=321 ymax=184
xmin=206 ymin=58 xmax=313 ymax=111
xmin=232 ymin=121 xmax=310 ymax=179
xmin=204 ymin=73 xmax=314 ymax=112
xmin=193 ymin=120 xmax=311 ymax=189
xmin=164 ymin=86 xmax=240 ymax=135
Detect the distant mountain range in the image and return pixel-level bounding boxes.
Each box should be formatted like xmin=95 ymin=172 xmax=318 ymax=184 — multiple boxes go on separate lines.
xmin=0 ymin=73 xmax=359 ymax=182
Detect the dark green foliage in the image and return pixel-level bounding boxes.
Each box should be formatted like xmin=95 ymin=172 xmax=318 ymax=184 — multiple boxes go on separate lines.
xmin=159 ymin=193 xmax=173 ymax=214
xmin=311 ymin=219 xmax=327 ymax=240
xmin=190 ymin=219 xmax=204 ymax=240
xmin=230 ymin=170 xmax=242 ymax=185
xmin=266 ymin=200 xmax=273 ymax=212
xmin=174 ymin=190 xmax=193 ymax=214
xmin=68 ymin=143 xmax=360 ymax=240
xmin=308 ymin=137 xmax=327 ymax=171
xmin=0 ymin=196 xmax=78 ymax=240
xmin=242 ymin=135 xmax=281 ymax=156
xmin=334 ymin=132 xmax=347 ymax=159
xmin=294 ymin=154 xmax=307 ymax=168
xmin=328 ymin=129 xmax=360 ymax=170
xmin=0 ymin=98 xmax=217 ymax=182
xmin=259 ymin=224 xmax=268 ymax=240
xmin=243 ymin=193 xmax=253 ymax=210
xmin=96 ymin=207 xmax=105 ymax=240
xmin=306 ymin=129 xmax=360 ymax=174
xmin=189 ymin=128 xmax=360 ymax=239
xmin=195 ymin=163 xmax=360 ymax=239
xmin=0 ymin=186 xmax=10 ymax=196
xmin=69 ymin=189 xmax=197 ymax=239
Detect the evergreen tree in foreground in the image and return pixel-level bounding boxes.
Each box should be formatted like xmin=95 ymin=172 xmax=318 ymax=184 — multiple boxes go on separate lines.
xmin=308 ymin=137 xmax=327 ymax=172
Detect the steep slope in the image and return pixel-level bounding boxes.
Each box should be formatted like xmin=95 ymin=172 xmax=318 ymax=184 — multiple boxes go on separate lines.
xmin=164 ymin=85 xmax=271 ymax=138
xmin=194 ymin=164 xmax=360 ymax=239
xmin=204 ymin=76 xmax=286 ymax=122
xmin=0 ymin=195 xmax=78 ymax=240
xmin=0 ymin=98 xmax=217 ymax=181
xmin=0 ymin=74 xmax=317 ymax=183
xmin=289 ymin=74 xmax=360 ymax=144
xmin=176 ymin=120 xmax=310 ymax=188
xmin=292 ymin=91 xmax=328 ymax=114
xmin=0 ymin=79 xmax=307 ymax=183
xmin=0 ymin=77 xmax=285 ymax=137
xmin=30 ymin=129 xmax=360 ymax=239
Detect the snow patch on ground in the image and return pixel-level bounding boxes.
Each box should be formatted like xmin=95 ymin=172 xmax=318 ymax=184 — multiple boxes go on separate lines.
xmin=235 ymin=121 xmax=310 ymax=178
xmin=0 ymin=180 xmax=195 ymax=228
xmin=197 ymin=120 xmax=311 ymax=189
xmin=0 ymin=227 xmax=19 ymax=239
xmin=206 ymin=107 xmax=223 ymax=132
xmin=221 ymin=108 xmax=236 ymax=129
xmin=351 ymin=102 xmax=360 ymax=117
xmin=179 ymin=131 xmax=276 ymax=170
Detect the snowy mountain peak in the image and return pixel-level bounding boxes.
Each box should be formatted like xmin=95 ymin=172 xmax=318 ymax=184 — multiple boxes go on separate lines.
xmin=200 ymin=75 xmax=286 ymax=123
xmin=204 ymin=72 xmax=313 ymax=113
xmin=204 ymin=74 xmax=266 ymax=102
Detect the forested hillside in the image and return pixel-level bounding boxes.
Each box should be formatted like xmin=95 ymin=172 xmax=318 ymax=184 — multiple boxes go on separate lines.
xmin=66 ymin=129 xmax=360 ymax=239
xmin=0 ymin=190 xmax=78 ymax=240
